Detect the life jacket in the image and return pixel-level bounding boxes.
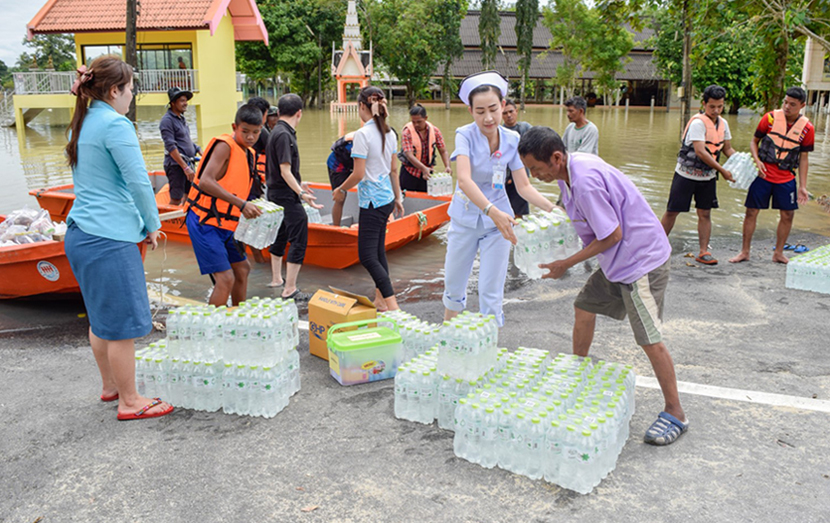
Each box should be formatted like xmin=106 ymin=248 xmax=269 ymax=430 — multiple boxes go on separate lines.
xmin=758 ymin=109 xmax=809 ymax=173
xmin=186 ymin=134 xmax=256 ymax=232
xmin=676 ymin=113 xmax=726 ymax=173
xmin=400 ymin=121 xmax=437 ymax=171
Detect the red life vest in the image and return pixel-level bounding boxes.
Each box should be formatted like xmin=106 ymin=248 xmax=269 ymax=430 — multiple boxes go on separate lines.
xmin=186 ymin=134 xmax=255 ymax=232
xmin=758 ymin=109 xmax=809 ymax=173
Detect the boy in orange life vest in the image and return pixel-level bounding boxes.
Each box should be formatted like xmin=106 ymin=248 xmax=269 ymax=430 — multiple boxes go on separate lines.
xmin=730 ymin=87 xmax=814 ymax=265
xmin=185 ymin=104 xmax=264 ymax=306
xmin=661 ymin=85 xmax=736 ymax=266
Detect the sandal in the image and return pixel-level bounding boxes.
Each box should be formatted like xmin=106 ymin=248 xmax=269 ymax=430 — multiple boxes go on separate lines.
xmin=793 ymin=244 xmax=809 ymax=254
xmin=644 ymin=411 xmax=688 ymax=446
xmin=695 ymin=252 xmax=718 ymax=265
xmin=100 ymin=393 xmax=119 ymax=402
xmin=117 ymin=398 xmax=174 ymax=421
xmin=281 ymin=289 xmax=311 ymax=302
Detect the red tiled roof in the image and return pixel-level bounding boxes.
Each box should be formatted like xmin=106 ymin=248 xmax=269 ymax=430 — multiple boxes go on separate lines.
xmin=28 ymin=0 xmax=268 ymax=44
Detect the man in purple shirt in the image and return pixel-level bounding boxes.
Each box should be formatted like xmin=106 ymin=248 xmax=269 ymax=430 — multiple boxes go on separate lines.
xmin=518 ymin=126 xmax=688 ymax=446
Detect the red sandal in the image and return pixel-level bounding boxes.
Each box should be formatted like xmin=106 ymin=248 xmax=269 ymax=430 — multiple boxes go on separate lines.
xmin=117 ymin=398 xmax=174 ymax=421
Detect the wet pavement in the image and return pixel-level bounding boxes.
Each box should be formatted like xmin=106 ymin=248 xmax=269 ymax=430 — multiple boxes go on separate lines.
xmin=2 ymin=233 xmax=830 ymax=522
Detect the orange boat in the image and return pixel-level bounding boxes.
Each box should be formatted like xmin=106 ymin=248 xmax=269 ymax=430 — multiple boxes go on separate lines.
xmin=0 ymin=215 xmax=81 ymax=298
xmin=30 ymin=173 xmax=452 ymax=270
xmin=0 ymin=215 xmax=150 ymax=300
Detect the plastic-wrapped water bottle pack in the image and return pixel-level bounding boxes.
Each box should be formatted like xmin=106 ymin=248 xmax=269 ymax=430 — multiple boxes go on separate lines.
xmin=427 ymin=172 xmax=453 ymax=196
xmin=785 ymin=243 xmax=830 ymax=295
xmin=513 ymin=210 xmax=582 ymax=279
xmin=394 ymin=345 xmax=636 ymax=495
xmin=303 ymin=203 xmax=323 ymax=224
xmin=234 ymin=198 xmax=285 ymax=249
xmin=136 ymin=297 xmax=301 ymax=417
xmin=722 ymin=152 xmax=758 ymax=191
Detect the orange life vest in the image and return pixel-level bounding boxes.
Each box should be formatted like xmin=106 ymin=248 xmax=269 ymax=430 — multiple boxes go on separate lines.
xmin=758 ymin=109 xmax=809 ymax=173
xmin=403 ymin=121 xmax=438 ymax=169
xmin=255 ymin=150 xmax=266 ymax=185
xmin=186 ymin=134 xmax=255 ymax=232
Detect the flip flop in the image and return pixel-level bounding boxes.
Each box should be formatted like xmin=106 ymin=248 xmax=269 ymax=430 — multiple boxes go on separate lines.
xmin=793 ymin=244 xmax=809 ymax=254
xmin=100 ymin=393 xmax=119 ymax=402
xmin=117 ymin=398 xmax=174 ymax=421
xmin=281 ymin=289 xmax=311 ymax=302
xmin=695 ymin=252 xmax=718 ymax=265
xmin=773 ymin=244 xmax=794 ymax=251
xmin=266 ymin=281 xmax=284 ymax=288
xmin=644 ymin=411 xmax=688 ymax=446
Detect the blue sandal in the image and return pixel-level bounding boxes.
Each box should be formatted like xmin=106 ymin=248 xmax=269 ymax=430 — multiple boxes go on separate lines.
xmin=644 ymin=411 xmax=688 ymax=446
xmin=793 ymin=244 xmax=809 ymax=254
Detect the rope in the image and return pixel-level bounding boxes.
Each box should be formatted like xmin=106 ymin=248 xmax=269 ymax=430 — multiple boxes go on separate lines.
xmin=150 ymin=230 xmax=168 ymax=332
xmin=416 ymin=211 xmax=428 ymax=241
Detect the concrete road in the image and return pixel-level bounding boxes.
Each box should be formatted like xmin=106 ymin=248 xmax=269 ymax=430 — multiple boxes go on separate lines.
xmin=2 ymin=235 xmax=829 ymax=523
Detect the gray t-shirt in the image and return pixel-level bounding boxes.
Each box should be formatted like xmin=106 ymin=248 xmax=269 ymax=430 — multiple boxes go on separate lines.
xmin=562 ymin=121 xmax=599 ymax=156
xmin=503 ymin=121 xmax=532 ymax=136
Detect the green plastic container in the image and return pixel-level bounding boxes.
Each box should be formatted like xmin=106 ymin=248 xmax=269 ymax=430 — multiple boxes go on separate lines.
xmin=327 ymin=319 xmax=402 ymax=386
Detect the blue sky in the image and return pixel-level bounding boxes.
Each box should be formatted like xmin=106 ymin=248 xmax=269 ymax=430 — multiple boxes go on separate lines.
xmin=0 ymin=3 xmax=52 ymax=66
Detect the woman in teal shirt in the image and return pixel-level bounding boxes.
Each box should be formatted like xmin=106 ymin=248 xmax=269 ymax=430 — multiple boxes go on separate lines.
xmin=64 ymin=56 xmax=173 ymax=421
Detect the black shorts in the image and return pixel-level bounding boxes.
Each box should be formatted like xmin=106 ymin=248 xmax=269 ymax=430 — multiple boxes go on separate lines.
xmin=506 ymin=170 xmax=529 ymax=217
xmin=165 ymin=163 xmax=190 ymax=201
xmin=666 ymin=172 xmax=718 ymax=212
xmin=399 ymin=165 xmax=428 ymax=193
xmin=328 ymin=166 xmax=351 ymax=190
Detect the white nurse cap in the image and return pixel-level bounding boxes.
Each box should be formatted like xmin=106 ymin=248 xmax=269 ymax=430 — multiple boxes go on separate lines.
xmin=458 ymin=71 xmax=509 ymax=106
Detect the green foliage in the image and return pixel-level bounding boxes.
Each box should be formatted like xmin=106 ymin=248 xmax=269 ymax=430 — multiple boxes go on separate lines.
xmin=434 ymin=0 xmax=468 ymax=107
xmin=369 ymin=0 xmax=444 ymax=106
xmin=237 ymin=0 xmax=345 ymax=101
xmin=16 ymin=34 xmax=76 ymax=71
xmin=479 ymin=0 xmax=501 ymax=70
xmin=585 ymin=7 xmax=633 ymax=96
xmin=515 ymin=0 xmax=539 ymax=107
xmin=544 ymin=0 xmax=593 ymax=90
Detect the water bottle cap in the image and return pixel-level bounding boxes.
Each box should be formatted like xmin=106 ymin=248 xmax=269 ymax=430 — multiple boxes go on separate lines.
xmin=468 ymin=380 xmax=477 ymax=386
xmin=502 ymin=409 xmax=512 ymax=415
xmin=590 ymin=423 xmax=598 ymax=430
xmin=551 ymin=420 xmax=560 ymax=428
xmin=582 ymin=430 xmax=592 ymax=437
xmin=224 ymin=363 xmax=232 ymax=368
xmin=538 ymin=411 xmax=547 ymax=418
xmin=226 ymin=312 xmax=233 ymax=316
xmin=485 ymin=407 xmax=495 ymax=413
xmin=422 ymin=371 xmax=430 ymax=376
xmin=459 ymin=399 xmax=467 ymax=405
xmin=566 ymin=425 xmax=576 ymax=432
xmin=455 ymin=378 xmax=464 ymax=383
xmin=442 ymin=375 xmax=451 ymax=381
xmin=597 ymin=417 xmax=607 ymax=424
xmin=183 ymin=359 xmax=191 ymax=363
xmin=251 ymin=365 xmax=259 ymax=369
xmin=205 ymin=362 xmax=213 ymax=367
xmin=516 ymin=413 xmax=525 ymax=419
xmin=409 ymin=369 xmax=417 ymax=374
xmin=605 ymin=411 xmax=615 ymax=418
xmin=558 ymin=414 xmax=568 ymax=421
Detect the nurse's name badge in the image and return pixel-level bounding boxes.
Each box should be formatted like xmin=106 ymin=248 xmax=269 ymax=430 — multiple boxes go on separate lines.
xmin=492 ymin=150 xmax=505 ymax=190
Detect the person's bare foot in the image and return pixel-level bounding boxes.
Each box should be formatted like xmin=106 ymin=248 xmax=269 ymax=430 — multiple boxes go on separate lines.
xmin=267 ymin=279 xmax=284 ymax=288
xmin=729 ymin=252 xmax=750 ymax=263
xmin=117 ymin=396 xmax=172 ymax=418
xmin=373 ymin=299 xmax=388 ymax=312
xmin=772 ymin=252 xmax=789 ymax=264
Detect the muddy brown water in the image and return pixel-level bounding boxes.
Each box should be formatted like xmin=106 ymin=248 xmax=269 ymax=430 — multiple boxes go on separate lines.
xmin=2 ymin=103 xmax=829 ymax=305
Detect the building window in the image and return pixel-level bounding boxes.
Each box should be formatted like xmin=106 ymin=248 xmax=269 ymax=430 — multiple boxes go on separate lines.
xmin=138 ymin=44 xmax=193 ymax=70
xmin=82 ymin=45 xmax=123 ymax=64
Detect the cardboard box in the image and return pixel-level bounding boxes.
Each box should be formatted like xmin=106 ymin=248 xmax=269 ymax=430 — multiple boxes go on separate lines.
xmin=308 ymin=287 xmax=376 ymax=360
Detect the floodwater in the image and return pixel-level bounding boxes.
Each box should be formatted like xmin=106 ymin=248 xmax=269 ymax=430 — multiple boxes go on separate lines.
xmin=2 ymin=103 xmax=829 ymax=306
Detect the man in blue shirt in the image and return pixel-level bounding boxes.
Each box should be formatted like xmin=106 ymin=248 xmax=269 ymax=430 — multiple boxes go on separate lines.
xmin=160 ymin=87 xmax=201 ymax=205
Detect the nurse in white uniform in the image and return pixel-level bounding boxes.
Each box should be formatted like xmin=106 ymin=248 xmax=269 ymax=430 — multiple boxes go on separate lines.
xmin=443 ymin=71 xmax=555 ymax=326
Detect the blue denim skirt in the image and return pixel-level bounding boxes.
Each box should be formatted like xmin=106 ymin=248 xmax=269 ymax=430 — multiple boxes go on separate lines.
xmin=65 ymin=223 xmax=152 ymax=340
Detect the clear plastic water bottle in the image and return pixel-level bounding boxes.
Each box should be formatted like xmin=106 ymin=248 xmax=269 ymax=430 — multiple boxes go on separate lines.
xmin=479 ymin=406 xmax=498 ymax=469
xmin=437 ymin=375 xmax=454 ymax=429
xmin=453 ymin=398 xmax=469 ymax=458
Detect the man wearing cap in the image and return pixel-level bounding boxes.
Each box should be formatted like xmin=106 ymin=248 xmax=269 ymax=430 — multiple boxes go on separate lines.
xmin=160 ymin=87 xmax=201 ymax=206
xmin=266 ymin=106 xmax=279 ymax=132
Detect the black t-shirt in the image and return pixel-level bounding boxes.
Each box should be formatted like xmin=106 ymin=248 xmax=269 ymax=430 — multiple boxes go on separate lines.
xmin=253 ymin=126 xmax=270 ymax=156
xmin=266 ymin=120 xmax=301 ymax=203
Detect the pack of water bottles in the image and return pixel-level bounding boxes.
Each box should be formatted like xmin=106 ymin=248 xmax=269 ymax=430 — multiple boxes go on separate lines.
xmin=303 ymin=203 xmax=323 ymax=224
xmin=722 ymin=152 xmax=758 ymax=190
xmin=166 ymin=297 xmax=300 ymax=366
xmin=234 ymin=198 xmax=285 ymax=249
xmin=394 ymin=346 xmax=636 ymax=494
xmin=379 ymin=310 xmax=442 ymax=362
xmin=437 ymin=311 xmax=500 ymax=381
xmin=427 ymin=172 xmax=453 ymax=196
xmin=513 ymin=210 xmax=583 ymax=279
xmin=785 ymin=243 xmax=830 ymax=294
xmin=136 ymin=297 xmax=301 ymax=417
xmin=136 ymin=342 xmax=300 ymax=417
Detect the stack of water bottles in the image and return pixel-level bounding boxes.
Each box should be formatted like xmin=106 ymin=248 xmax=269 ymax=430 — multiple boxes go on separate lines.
xmin=785 ymin=243 xmax=830 ymax=295
xmin=303 ymin=203 xmax=323 ymax=224
xmin=427 ymin=172 xmax=453 ymax=196
xmin=513 ymin=210 xmax=582 ymax=279
xmin=722 ymin=152 xmax=758 ymax=191
xmin=451 ymin=351 xmax=635 ymax=494
xmin=234 ymin=199 xmax=285 ymax=249
xmin=379 ymin=310 xmax=442 ymax=362
xmin=437 ymin=311 xmax=500 ymax=381
xmin=136 ymin=297 xmax=301 ymax=417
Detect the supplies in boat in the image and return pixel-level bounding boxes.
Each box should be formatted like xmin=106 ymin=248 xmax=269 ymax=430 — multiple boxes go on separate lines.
xmin=0 ymin=208 xmax=67 ymax=248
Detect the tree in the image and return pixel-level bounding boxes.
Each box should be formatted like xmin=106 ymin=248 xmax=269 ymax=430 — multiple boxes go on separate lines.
xmin=543 ymin=0 xmax=593 ymax=96
xmin=515 ymin=0 xmax=538 ymax=110
xmin=479 ymin=0 xmax=501 ymax=70
xmin=370 ymin=0 xmax=443 ymax=106
xmin=16 ymin=34 xmax=76 ymax=71
xmin=435 ymin=0 xmax=468 ymax=109
xmin=584 ymin=6 xmax=633 ymax=99
xmin=237 ymin=0 xmax=344 ymax=104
